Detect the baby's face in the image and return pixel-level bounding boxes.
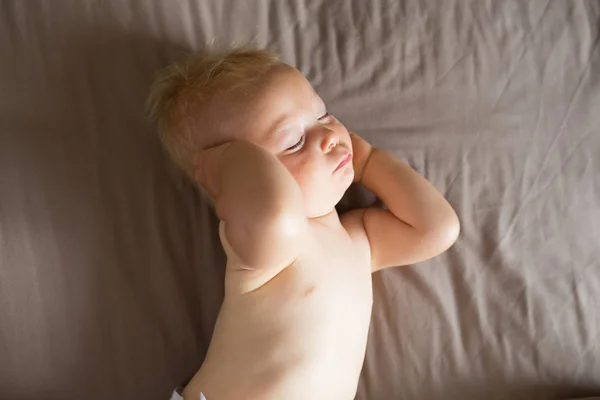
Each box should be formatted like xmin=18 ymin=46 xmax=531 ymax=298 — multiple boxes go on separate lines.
xmin=206 ymin=65 xmax=354 ymax=218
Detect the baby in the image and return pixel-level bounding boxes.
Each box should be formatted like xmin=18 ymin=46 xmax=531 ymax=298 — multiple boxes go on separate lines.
xmin=147 ymin=46 xmax=460 ymax=400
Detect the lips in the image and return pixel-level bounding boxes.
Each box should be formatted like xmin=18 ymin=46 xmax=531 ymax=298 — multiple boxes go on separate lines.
xmin=334 ymin=152 xmax=352 ymax=172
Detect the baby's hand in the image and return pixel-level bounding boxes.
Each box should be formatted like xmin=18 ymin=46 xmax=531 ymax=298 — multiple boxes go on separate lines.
xmin=350 ymin=133 xmax=374 ymax=183
xmin=193 ymin=142 xmax=233 ymax=198
xmin=192 ymin=140 xmax=306 ymax=276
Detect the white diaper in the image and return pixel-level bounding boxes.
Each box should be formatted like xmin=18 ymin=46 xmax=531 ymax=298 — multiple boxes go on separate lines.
xmin=170 ymin=388 xmax=206 ymax=400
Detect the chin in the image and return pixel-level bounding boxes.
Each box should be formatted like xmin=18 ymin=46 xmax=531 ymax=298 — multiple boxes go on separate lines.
xmin=303 ymin=173 xmax=354 ymax=218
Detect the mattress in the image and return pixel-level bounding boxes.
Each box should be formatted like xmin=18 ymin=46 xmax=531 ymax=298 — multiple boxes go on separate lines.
xmin=1 ymin=1 xmax=599 ymax=399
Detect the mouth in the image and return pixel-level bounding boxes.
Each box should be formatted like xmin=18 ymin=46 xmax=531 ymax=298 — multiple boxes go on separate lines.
xmin=334 ymin=152 xmax=352 ymax=173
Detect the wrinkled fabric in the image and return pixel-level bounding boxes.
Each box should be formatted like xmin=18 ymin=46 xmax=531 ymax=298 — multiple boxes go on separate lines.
xmin=1 ymin=1 xmax=599 ymax=399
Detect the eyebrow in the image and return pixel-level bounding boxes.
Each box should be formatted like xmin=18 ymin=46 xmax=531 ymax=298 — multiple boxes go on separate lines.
xmin=264 ymin=91 xmax=324 ymax=144
xmin=266 ymin=115 xmax=291 ymax=141
xmin=263 ymin=116 xmax=298 ymax=151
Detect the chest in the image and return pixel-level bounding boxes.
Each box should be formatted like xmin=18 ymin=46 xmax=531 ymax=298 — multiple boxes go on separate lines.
xmin=299 ymin=227 xmax=372 ymax=302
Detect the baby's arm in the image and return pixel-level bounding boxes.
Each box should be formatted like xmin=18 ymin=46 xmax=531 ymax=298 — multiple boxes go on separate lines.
xmin=195 ymin=141 xmax=307 ymax=282
xmin=345 ymin=134 xmax=459 ymax=272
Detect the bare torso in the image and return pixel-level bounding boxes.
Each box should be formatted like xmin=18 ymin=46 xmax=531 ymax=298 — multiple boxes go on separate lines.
xmin=185 ymin=215 xmax=373 ymax=400
xmin=152 ymin=56 xmax=459 ymax=400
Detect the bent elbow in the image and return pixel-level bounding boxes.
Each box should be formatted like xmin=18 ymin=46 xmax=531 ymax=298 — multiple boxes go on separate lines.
xmin=434 ymin=211 xmax=460 ymax=253
xmin=442 ymin=212 xmax=460 ymax=250
xmin=421 ymin=211 xmax=460 ymax=256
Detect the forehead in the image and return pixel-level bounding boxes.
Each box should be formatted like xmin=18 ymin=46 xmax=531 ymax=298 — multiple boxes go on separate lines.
xmin=211 ymin=66 xmax=324 ymax=143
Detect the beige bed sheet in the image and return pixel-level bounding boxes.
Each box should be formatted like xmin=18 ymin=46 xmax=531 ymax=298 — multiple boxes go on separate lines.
xmin=1 ymin=0 xmax=599 ymax=399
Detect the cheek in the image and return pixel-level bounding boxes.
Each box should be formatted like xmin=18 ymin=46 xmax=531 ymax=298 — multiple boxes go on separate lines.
xmin=280 ymin=155 xmax=323 ymax=189
xmin=338 ymin=126 xmax=351 ymax=144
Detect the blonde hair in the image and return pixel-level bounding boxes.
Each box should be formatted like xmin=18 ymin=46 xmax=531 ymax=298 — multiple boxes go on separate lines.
xmin=146 ymin=45 xmax=281 ymax=181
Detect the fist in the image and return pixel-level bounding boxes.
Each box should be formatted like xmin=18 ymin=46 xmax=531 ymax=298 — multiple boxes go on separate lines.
xmin=350 ymin=132 xmax=373 ymax=182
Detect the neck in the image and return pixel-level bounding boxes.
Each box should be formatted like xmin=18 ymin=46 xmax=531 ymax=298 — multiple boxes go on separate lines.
xmin=309 ymin=209 xmax=341 ymax=228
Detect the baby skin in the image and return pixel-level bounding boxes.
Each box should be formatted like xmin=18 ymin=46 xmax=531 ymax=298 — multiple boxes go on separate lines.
xmin=182 ymin=65 xmax=459 ymax=400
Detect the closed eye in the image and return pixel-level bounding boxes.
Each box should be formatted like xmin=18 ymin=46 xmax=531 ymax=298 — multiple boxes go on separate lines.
xmin=286 ymin=134 xmax=306 ymax=153
xmin=318 ymin=112 xmax=331 ymax=121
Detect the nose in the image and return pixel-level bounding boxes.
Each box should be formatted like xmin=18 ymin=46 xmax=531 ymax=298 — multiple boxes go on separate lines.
xmin=320 ymin=129 xmax=339 ymax=153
